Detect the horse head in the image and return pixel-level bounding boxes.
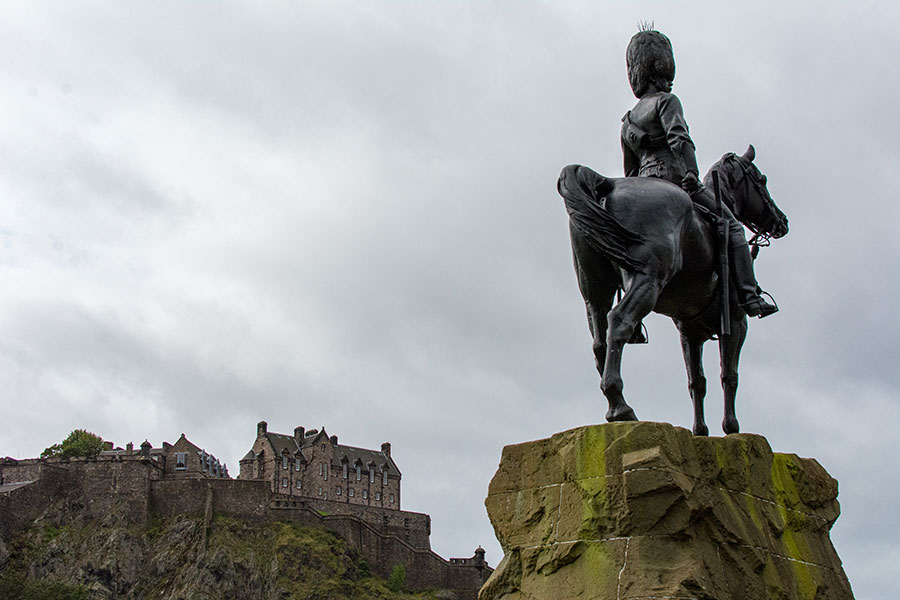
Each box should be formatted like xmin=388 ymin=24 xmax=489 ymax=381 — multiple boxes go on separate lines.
xmin=714 ymin=145 xmax=789 ymax=241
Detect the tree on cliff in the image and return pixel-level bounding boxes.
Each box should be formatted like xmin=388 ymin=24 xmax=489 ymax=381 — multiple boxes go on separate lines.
xmin=41 ymin=429 xmax=106 ymax=459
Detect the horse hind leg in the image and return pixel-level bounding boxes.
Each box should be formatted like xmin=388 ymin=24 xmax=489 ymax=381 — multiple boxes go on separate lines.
xmin=574 ymin=251 xmax=618 ymax=382
xmin=719 ymin=316 xmax=748 ymax=434
xmin=677 ymin=325 xmax=709 ymax=436
xmin=601 ymin=273 xmax=661 ymax=422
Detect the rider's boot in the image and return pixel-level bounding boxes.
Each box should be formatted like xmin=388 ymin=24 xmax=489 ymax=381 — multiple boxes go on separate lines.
xmin=729 ymin=225 xmax=778 ymax=318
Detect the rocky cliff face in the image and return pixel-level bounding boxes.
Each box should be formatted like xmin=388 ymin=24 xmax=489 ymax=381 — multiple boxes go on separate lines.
xmin=480 ymin=422 xmax=854 ymax=600
xmin=0 ymin=504 xmax=443 ymax=600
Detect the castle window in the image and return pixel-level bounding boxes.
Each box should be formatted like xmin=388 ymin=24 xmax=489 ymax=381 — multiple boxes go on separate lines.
xmin=389 ymin=494 xmax=395 ymax=504
xmin=175 ymin=453 xmax=187 ymax=470
xmin=320 ymin=463 xmax=328 ymax=480
xmin=356 ymin=464 xmax=361 ymax=481
xmin=349 ymin=488 xmax=355 ymax=497
xmin=375 ymin=491 xmax=381 ymax=501
xmin=336 ymin=486 xmax=342 ymax=495
xmin=282 ymin=456 xmax=288 ymax=470
xmin=318 ymin=487 xmax=322 ymax=496
xmin=383 ymin=470 xmax=388 ymax=485
xmin=296 ymin=480 xmax=302 ymax=489
xmin=295 ymin=459 xmax=301 ymax=471
xmin=362 ymin=490 xmax=368 ymax=499
xmin=282 ymin=478 xmax=288 ymax=487
xmin=342 ymin=463 xmax=348 ymax=479
xmin=369 ymin=470 xmax=375 ymax=484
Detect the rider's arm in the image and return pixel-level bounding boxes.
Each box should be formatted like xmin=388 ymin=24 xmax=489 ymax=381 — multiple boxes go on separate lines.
xmin=658 ymin=93 xmax=699 ymax=176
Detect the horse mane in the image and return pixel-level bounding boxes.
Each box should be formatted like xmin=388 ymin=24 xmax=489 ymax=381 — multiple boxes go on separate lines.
xmin=702 ymin=153 xmax=740 ymax=214
xmin=558 ymin=165 xmax=649 ymax=273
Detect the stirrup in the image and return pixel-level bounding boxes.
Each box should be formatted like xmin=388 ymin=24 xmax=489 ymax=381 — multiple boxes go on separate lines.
xmin=741 ymin=290 xmax=778 ymax=319
xmin=627 ymin=321 xmax=649 ymax=344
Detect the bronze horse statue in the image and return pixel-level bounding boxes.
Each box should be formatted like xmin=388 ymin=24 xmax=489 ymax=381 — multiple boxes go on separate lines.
xmin=557 ymin=146 xmax=788 ymax=435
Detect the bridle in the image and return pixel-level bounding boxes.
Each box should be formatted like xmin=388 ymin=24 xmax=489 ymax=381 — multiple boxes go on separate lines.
xmin=723 ymin=154 xmax=786 ymax=246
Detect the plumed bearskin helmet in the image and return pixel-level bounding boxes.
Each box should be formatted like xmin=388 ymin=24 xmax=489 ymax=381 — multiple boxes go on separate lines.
xmin=626 ymin=30 xmax=675 ymax=98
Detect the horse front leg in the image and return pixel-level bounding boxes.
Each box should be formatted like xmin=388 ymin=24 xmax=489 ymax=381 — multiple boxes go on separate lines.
xmin=677 ymin=324 xmax=708 ymax=436
xmin=718 ymin=315 xmax=748 ymax=434
xmin=601 ymin=275 xmax=660 ymax=422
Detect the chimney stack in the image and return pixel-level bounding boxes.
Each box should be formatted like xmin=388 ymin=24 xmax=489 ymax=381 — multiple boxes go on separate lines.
xmin=381 ymin=442 xmax=391 ymax=458
xmin=257 ymin=421 xmax=268 ymax=438
xmin=330 ymin=435 xmax=338 ymax=445
xmin=294 ymin=426 xmax=305 ymax=440
xmin=140 ymin=440 xmax=151 ymax=457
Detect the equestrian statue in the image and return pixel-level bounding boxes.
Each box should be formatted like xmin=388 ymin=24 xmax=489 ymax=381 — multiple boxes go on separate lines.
xmin=557 ymin=29 xmax=788 ymax=435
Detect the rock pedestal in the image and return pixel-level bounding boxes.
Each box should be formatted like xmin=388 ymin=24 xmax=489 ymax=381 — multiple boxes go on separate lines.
xmin=480 ymin=422 xmax=853 ymax=600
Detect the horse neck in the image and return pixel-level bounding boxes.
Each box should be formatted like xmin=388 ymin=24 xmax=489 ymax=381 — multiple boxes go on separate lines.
xmin=702 ymin=162 xmax=741 ymax=217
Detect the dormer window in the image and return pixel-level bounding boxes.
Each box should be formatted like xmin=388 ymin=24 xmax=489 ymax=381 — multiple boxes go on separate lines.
xmin=369 ymin=469 xmax=375 ymax=484
xmin=342 ymin=463 xmax=348 ymax=479
xmin=282 ymin=456 xmax=288 ymax=470
xmin=356 ymin=464 xmax=361 ymax=481
xmin=383 ymin=469 xmax=388 ymax=486
xmin=295 ymin=459 xmax=301 ymax=471
xmin=175 ymin=452 xmax=187 ymax=470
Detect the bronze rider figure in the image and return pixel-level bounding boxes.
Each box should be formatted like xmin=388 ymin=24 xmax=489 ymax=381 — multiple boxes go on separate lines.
xmin=620 ymin=29 xmax=778 ymax=326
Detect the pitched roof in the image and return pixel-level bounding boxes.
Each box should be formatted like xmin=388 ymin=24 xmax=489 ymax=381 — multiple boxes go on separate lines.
xmin=334 ymin=444 xmax=400 ymax=475
xmin=258 ymin=427 xmax=400 ymax=475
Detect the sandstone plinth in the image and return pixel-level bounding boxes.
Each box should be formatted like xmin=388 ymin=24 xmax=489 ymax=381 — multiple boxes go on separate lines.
xmin=480 ymin=422 xmax=853 ymax=600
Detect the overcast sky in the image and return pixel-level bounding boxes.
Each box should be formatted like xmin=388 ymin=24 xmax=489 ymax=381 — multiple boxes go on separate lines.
xmin=1 ymin=2 xmax=897 ymax=597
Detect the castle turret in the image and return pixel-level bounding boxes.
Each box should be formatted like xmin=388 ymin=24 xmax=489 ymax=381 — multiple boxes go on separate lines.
xmin=257 ymin=421 xmax=268 ymax=438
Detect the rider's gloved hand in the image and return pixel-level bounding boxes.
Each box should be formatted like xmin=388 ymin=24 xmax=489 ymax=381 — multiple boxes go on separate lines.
xmin=681 ymin=172 xmax=701 ymax=194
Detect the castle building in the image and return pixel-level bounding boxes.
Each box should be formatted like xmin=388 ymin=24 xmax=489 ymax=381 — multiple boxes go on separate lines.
xmin=1 ymin=423 xmax=491 ymax=599
xmin=237 ymin=421 xmax=400 ymax=509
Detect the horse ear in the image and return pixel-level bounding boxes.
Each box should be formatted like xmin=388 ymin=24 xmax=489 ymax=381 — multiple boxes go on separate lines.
xmin=742 ymin=145 xmax=755 ymax=162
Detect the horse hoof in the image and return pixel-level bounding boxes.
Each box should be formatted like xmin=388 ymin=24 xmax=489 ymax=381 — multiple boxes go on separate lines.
xmin=693 ymin=424 xmax=709 ymax=436
xmin=723 ymin=418 xmax=740 ymax=434
xmin=606 ymin=406 xmax=638 ymax=422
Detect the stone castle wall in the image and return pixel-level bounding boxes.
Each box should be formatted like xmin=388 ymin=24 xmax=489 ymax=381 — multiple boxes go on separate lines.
xmin=0 ymin=455 xmax=490 ymax=599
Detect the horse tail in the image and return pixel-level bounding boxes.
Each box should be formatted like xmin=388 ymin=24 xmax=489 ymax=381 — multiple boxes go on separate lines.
xmin=557 ymin=164 xmax=648 ymax=272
